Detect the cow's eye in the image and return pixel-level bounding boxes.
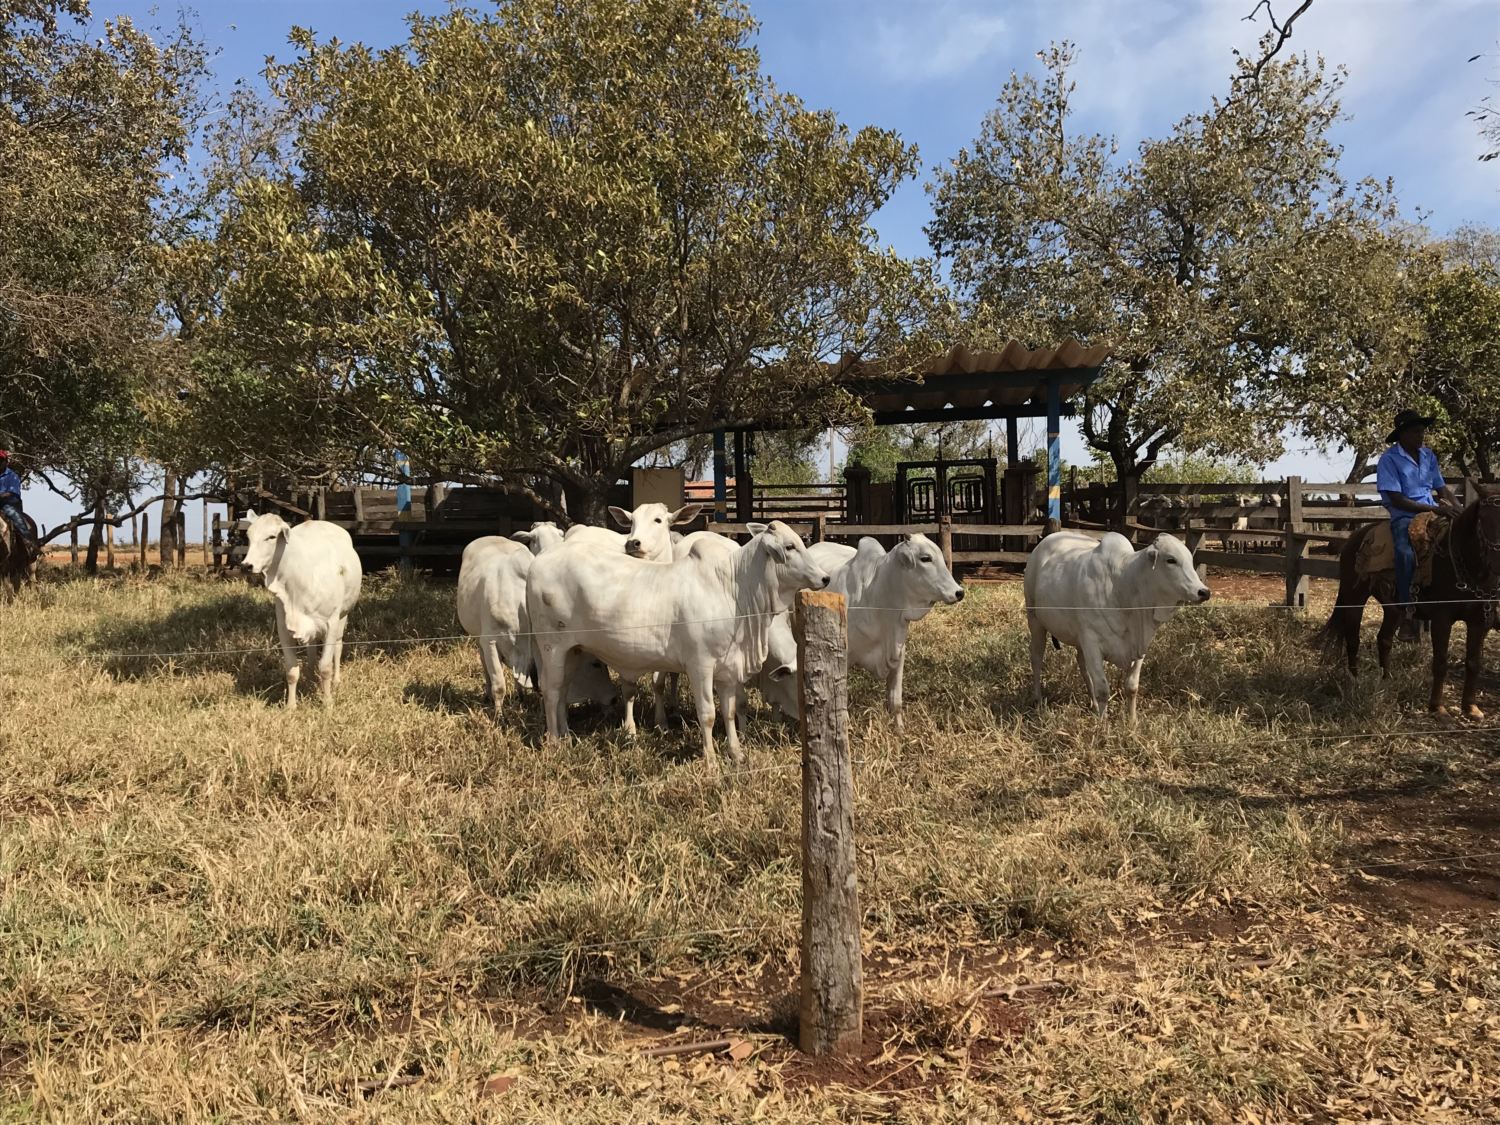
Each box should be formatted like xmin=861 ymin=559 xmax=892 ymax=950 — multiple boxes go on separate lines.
xmin=655 ymin=518 xmax=663 ymax=523
xmin=1167 ymin=557 xmax=1180 ymax=566
xmin=919 ymin=555 xmax=932 ymax=563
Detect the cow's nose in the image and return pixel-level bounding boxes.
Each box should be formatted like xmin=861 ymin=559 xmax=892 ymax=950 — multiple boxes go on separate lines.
xmin=624 ymin=539 xmax=641 ymax=554
xmin=819 ymin=574 xmax=831 ymax=588
xmin=953 ymin=587 xmax=965 ymax=601
xmin=1197 ymin=587 xmax=1211 ymax=602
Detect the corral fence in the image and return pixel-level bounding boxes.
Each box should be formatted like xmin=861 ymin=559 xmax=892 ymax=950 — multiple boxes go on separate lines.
xmin=209 ymin=474 xmax=1486 ymax=607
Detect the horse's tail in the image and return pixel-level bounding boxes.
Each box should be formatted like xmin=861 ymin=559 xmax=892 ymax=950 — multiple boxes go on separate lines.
xmin=1317 ymin=526 xmax=1370 ymax=658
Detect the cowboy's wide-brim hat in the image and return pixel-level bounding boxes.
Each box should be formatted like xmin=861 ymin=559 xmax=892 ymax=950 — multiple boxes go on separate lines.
xmin=1387 ymin=410 xmax=1437 ymax=444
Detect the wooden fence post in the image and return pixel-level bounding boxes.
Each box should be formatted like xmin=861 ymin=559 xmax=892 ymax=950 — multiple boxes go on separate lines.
xmin=105 ymin=518 xmax=115 ymax=569
xmin=70 ymin=526 xmax=78 ymax=566
xmin=138 ymin=512 xmax=149 ymax=571
xmin=796 ymin=588 xmax=862 ymax=1057
xmin=938 ymin=514 xmax=954 ymax=572
xmin=176 ymin=510 xmax=187 ymax=567
xmin=202 ymin=498 xmax=210 ymax=566
xmin=212 ymin=513 xmax=222 ymax=568
xmin=1283 ymin=476 xmax=1309 ymax=610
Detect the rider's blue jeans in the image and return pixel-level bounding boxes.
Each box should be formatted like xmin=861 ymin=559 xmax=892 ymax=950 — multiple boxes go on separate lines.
xmin=1391 ymin=514 xmax=1416 ymax=607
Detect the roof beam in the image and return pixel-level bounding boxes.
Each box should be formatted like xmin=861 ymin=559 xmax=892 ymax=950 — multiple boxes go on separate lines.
xmin=849 ymin=367 xmax=1103 ymax=398
xmin=871 ymin=403 xmax=1080 ymax=426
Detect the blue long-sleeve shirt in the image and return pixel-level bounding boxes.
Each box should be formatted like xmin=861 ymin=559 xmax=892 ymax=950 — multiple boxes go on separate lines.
xmin=0 ymin=467 xmax=21 ymax=502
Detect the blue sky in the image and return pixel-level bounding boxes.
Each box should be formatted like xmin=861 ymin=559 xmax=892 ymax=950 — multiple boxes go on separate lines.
xmin=35 ymin=0 xmax=1499 ymax=535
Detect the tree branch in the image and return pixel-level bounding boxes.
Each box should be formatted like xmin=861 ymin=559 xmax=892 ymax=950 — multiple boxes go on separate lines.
xmin=1234 ymin=1 xmax=1316 ymax=96
xmin=39 ymin=491 xmax=221 ymax=547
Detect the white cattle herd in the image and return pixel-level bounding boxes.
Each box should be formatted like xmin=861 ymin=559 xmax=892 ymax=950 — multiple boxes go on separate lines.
xmin=239 ymin=505 xmax=1214 ymax=760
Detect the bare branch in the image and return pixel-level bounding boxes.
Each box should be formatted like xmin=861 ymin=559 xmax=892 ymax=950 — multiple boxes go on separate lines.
xmin=1233 ymin=0 xmax=1316 ymax=97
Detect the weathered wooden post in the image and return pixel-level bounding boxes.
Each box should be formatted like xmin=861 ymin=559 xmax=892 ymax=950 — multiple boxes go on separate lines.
xmin=176 ymin=510 xmax=187 ymax=567
xmin=796 ymin=588 xmax=862 ymax=1057
xmin=202 ymin=498 xmax=210 ymax=566
xmin=211 ymin=513 xmax=222 ymax=569
xmin=138 ymin=512 xmax=149 ymax=571
xmin=938 ymin=514 xmax=954 ymax=572
xmin=105 ymin=518 xmax=115 ymax=569
xmin=69 ymin=526 xmax=78 ymax=566
xmin=1283 ymin=476 xmax=1309 ymax=611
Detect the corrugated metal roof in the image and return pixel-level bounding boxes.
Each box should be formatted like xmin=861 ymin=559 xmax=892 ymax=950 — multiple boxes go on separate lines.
xmin=828 ymin=339 xmax=1111 ymax=417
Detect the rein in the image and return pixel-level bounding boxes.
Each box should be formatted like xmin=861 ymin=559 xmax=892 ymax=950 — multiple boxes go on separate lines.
xmin=1440 ymin=500 xmax=1500 ymax=608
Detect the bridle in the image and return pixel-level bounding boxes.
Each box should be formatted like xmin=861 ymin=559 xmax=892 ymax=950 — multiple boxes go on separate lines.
xmin=1444 ymin=498 xmax=1500 ymax=611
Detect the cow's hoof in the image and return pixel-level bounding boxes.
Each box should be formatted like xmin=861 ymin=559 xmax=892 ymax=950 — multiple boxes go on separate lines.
xmin=1463 ymin=705 xmax=1485 ymax=721
xmin=1430 ymin=703 xmax=1448 ymax=716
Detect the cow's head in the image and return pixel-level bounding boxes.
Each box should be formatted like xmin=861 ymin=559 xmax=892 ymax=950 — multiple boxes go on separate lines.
xmin=760 ymin=611 xmax=801 ymax=720
xmin=1144 ymin=533 xmax=1211 ymax=606
xmin=240 ymin=510 xmax=291 ymax=576
xmin=747 ymin=520 xmax=830 ymax=601
xmin=893 ymin=533 xmax=965 ymax=607
xmin=569 ymin=655 xmax=620 ymax=707
xmin=512 ymin=520 xmax=565 ymax=556
xmin=609 ymin=502 xmax=702 ymax=560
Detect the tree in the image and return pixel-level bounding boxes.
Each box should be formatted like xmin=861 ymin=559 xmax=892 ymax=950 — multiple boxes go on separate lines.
xmin=927 ymin=45 xmax=1400 ymax=513
xmin=1414 ymin=259 xmax=1500 ymax=480
xmin=208 ymin=0 xmax=937 ymax=521
xmin=0 ymin=2 xmax=205 ymax=494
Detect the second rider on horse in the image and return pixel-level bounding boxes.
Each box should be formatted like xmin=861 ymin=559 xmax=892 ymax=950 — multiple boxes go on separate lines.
xmin=1376 ymin=410 xmax=1461 ymax=640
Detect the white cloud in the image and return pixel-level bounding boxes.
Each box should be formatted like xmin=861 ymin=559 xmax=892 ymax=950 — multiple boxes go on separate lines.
xmin=867 ymin=3 xmax=1008 ymax=83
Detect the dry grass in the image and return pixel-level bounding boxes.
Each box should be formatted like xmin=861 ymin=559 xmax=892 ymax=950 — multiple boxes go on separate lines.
xmin=2 ymin=566 xmax=1497 ymax=1121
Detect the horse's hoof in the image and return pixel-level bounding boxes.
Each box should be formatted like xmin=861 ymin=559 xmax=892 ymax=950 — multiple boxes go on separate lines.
xmin=1430 ymin=704 xmax=1448 ymax=716
xmin=1464 ymin=706 xmax=1485 ymax=721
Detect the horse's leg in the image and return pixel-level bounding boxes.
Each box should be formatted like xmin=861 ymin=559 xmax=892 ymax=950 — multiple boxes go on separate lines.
xmin=1460 ymin=614 xmax=1488 ymax=720
xmin=1376 ymin=603 xmax=1399 ymax=679
xmin=1342 ymin=594 xmax=1367 ymax=676
xmin=1427 ymin=613 xmax=1453 ymax=714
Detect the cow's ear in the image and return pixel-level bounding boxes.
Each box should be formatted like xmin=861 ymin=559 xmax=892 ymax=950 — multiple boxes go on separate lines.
xmin=900 ymin=532 xmax=914 ymax=542
xmin=243 ymin=508 xmax=257 ymax=521
xmin=278 ymin=523 xmax=291 ymax=541
xmin=671 ymin=503 xmax=702 ymax=525
xmin=1148 ymin=544 xmax=1159 ymax=568
xmin=607 ymin=505 xmax=632 ymax=528
xmin=768 ymin=664 xmax=794 ymax=682
xmin=511 ymin=530 xmax=533 ymax=544
xmin=746 ymin=521 xmax=769 ymax=537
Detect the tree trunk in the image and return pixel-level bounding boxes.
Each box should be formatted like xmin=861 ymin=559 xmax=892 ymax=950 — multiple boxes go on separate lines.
xmin=160 ymin=468 xmax=179 ymax=568
xmin=561 ymin=476 xmax=614 ymax=527
xmin=1345 ymin=452 xmax=1372 ymax=485
xmin=85 ymin=497 xmax=105 ymax=574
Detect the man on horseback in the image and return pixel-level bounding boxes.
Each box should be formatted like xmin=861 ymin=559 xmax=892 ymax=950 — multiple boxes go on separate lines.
xmin=1376 ymin=411 xmax=1461 ymax=639
xmin=0 ymin=449 xmax=38 ymax=554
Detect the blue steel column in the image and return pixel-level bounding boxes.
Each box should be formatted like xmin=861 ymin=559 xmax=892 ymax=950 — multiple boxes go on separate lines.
xmin=395 ymin=450 xmax=413 ymax=569
xmin=712 ymin=429 xmax=727 ymax=523
xmin=1046 ymin=379 xmax=1062 ymax=524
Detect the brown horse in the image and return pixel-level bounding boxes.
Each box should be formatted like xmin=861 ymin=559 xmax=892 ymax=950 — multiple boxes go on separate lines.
xmin=0 ymin=517 xmax=36 ymax=596
xmin=1321 ymin=487 xmax=1500 ymax=718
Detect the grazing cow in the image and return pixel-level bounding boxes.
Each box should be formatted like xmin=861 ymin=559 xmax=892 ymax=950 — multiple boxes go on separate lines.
xmin=456 ymin=536 xmax=617 ymax=714
xmin=527 ymin=521 xmax=829 ymax=767
xmin=761 ymin=536 xmax=963 ymax=727
xmin=1025 ymin=531 xmax=1209 ymax=721
xmin=511 ymin=520 xmax=565 ymax=555
xmin=240 ymin=510 xmax=362 ymax=709
xmin=563 ymin=502 xmax=701 ymax=560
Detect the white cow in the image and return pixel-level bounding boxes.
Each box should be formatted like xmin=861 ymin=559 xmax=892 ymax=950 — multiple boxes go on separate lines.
xmin=240 ymin=510 xmax=362 ymax=709
xmin=1024 ymin=531 xmax=1210 ymax=721
xmin=511 ymin=520 xmax=565 ymax=555
xmin=760 ymin=535 xmax=963 ymax=728
xmin=526 ymin=521 xmax=829 ymax=767
xmin=456 ymin=536 xmax=617 ymax=714
xmin=563 ymin=502 xmax=701 ymax=560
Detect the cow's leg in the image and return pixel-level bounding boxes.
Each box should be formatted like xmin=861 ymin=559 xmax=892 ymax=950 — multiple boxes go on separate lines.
xmin=1027 ymin=613 xmax=1047 ymax=706
xmin=1124 ymin=657 xmax=1144 ymax=724
xmin=1461 ymin=616 xmax=1488 ymax=720
xmin=718 ymin=678 xmax=745 ymax=766
xmin=332 ymin=616 xmax=348 ymax=689
xmin=1427 ymin=613 xmax=1453 ymax=714
xmin=1078 ymin=638 xmax=1109 ymax=717
xmin=652 ymin=671 xmax=670 ymax=729
xmin=274 ymin=602 xmax=300 ymax=710
xmin=1376 ymin=604 xmax=1399 ymax=679
xmin=477 ymin=636 xmax=502 ymax=712
xmin=621 ymin=678 xmax=640 ymax=738
xmin=689 ymin=668 xmax=720 ymax=770
xmin=536 ymin=643 xmax=571 ymax=741
xmin=885 ymin=656 xmax=906 ymax=732
xmin=316 ymin=625 xmax=337 ymax=705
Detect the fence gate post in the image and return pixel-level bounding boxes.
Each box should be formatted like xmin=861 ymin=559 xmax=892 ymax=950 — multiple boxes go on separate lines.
xmin=105 ymin=518 xmax=115 ymax=570
xmin=796 ymin=588 xmax=862 ymax=1057
xmin=938 ymin=514 xmax=954 ymax=572
xmin=138 ymin=512 xmax=149 ymax=571
xmin=70 ymin=526 xmax=79 ymax=566
xmin=1283 ymin=476 xmax=1309 ymax=610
